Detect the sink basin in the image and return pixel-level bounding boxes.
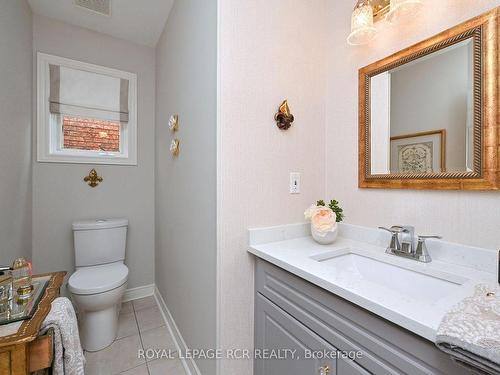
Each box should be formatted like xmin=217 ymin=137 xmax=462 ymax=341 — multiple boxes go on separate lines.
xmin=311 ymin=249 xmax=469 ymax=304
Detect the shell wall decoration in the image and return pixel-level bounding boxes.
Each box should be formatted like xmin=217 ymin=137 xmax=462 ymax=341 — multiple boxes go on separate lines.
xmin=168 ymin=114 xmax=180 ymax=157
xmin=169 ymin=115 xmax=179 ymax=132
xmin=170 ymin=139 xmax=180 ymax=157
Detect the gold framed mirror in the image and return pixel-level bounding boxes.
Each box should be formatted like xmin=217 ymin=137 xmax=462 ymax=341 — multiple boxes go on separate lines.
xmin=359 ymin=7 xmax=498 ymax=190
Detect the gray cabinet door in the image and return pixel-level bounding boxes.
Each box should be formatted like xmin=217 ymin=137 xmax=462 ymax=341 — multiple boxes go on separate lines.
xmin=255 ymin=293 xmax=340 ymax=375
xmin=338 ymin=358 xmax=371 ymax=375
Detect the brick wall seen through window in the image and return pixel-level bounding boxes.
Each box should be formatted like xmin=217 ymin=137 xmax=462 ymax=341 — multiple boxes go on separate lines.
xmin=63 ymin=117 xmax=120 ymax=152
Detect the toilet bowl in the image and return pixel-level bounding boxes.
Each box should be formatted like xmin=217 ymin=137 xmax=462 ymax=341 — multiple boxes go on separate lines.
xmin=69 ymin=262 xmax=128 ymax=351
xmin=69 ymin=218 xmax=129 ymax=351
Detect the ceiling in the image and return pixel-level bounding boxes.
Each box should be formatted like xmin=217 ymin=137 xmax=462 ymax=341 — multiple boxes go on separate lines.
xmin=28 ymin=0 xmax=174 ymax=47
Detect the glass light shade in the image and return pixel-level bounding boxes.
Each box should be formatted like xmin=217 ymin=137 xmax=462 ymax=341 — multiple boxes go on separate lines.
xmin=386 ymin=0 xmax=423 ymax=23
xmin=347 ymin=2 xmax=377 ymax=46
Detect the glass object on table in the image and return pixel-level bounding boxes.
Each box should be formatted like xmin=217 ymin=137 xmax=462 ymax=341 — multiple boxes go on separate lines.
xmin=0 ymin=274 xmax=12 ymax=320
xmin=12 ymin=258 xmax=33 ymax=299
xmin=0 ymin=275 xmax=50 ymax=326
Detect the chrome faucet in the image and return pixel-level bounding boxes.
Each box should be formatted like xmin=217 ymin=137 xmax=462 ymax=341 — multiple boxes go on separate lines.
xmin=379 ymin=226 xmax=441 ymax=263
xmin=400 ymin=225 xmax=415 ymax=253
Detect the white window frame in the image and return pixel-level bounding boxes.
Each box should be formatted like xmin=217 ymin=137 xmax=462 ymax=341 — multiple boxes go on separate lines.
xmin=37 ymin=53 xmax=137 ymax=165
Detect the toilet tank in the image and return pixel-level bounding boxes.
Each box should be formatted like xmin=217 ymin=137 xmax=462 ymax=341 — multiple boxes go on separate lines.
xmin=72 ymin=218 xmax=128 ymax=267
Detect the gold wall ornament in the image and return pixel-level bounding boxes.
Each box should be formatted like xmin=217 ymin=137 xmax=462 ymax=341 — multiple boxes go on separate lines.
xmin=170 ymin=139 xmax=180 ymax=157
xmin=168 ymin=115 xmax=179 ymax=132
xmin=275 ymin=100 xmax=295 ymax=130
xmin=84 ymin=169 xmax=103 ymax=188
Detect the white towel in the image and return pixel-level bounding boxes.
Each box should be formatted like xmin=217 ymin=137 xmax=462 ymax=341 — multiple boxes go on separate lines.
xmin=40 ymin=297 xmax=86 ymax=375
xmin=436 ymin=284 xmax=500 ymax=375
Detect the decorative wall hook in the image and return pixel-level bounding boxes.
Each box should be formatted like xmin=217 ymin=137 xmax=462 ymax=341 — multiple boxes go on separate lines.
xmin=275 ymin=100 xmax=294 ymax=130
xmin=84 ymin=169 xmax=103 ymax=188
xmin=170 ymin=139 xmax=180 ymax=157
xmin=168 ymin=115 xmax=179 ymax=132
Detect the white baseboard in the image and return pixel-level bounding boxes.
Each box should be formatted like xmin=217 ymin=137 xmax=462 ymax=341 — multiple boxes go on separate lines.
xmin=154 ymin=286 xmax=201 ymax=375
xmin=122 ymin=284 xmax=155 ymax=302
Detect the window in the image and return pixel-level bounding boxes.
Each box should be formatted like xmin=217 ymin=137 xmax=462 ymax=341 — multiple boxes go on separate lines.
xmin=37 ymin=53 xmax=137 ymax=165
xmin=62 ymin=117 xmax=120 ymax=152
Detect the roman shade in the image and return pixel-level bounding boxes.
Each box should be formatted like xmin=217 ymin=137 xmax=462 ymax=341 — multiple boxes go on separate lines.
xmin=49 ymin=64 xmax=129 ymax=123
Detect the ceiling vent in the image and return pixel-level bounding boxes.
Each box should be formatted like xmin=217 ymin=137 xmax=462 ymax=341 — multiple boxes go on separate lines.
xmin=74 ymin=0 xmax=111 ymax=16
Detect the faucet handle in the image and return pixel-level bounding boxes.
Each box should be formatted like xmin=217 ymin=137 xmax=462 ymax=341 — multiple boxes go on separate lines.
xmin=379 ymin=226 xmax=404 ymax=252
xmin=417 ymin=235 xmax=442 ymax=240
xmin=378 ymin=226 xmax=407 ymax=234
xmin=415 ymin=235 xmax=442 ymax=263
xmin=378 ymin=226 xmax=393 ymax=233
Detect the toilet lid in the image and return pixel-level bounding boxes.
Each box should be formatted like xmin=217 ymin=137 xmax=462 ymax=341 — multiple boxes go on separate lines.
xmin=68 ymin=263 xmax=128 ymax=295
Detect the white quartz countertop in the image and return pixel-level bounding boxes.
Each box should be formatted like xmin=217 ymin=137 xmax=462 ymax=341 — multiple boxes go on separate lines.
xmin=248 ymin=223 xmax=497 ymax=342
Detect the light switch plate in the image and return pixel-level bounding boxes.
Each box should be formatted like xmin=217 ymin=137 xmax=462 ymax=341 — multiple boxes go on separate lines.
xmin=290 ymin=173 xmax=301 ymax=194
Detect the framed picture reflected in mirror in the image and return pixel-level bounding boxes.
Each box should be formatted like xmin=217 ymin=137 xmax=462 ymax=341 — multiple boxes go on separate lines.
xmin=390 ymin=130 xmax=446 ymax=174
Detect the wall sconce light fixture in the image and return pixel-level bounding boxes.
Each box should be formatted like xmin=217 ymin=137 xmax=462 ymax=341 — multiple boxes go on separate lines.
xmin=347 ymin=0 xmax=423 ymax=46
xmin=347 ymin=0 xmax=378 ymax=46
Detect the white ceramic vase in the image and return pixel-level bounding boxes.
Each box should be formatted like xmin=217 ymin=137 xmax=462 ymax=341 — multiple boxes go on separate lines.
xmin=311 ymin=222 xmax=338 ymax=245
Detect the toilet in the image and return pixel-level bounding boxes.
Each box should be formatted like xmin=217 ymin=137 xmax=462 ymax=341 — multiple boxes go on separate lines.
xmin=68 ymin=218 xmax=129 ymax=352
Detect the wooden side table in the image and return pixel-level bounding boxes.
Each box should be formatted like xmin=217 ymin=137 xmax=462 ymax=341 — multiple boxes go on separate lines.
xmin=0 ymin=272 xmax=66 ymax=375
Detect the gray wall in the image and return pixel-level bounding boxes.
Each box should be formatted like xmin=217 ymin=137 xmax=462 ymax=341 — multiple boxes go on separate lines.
xmin=390 ymin=43 xmax=471 ymax=171
xmin=0 ymin=0 xmax=33 ymax=264
xmin=32 ymin=15 xmax=156 ymax=291
xmin=155 ymin=1 xmax=217 ymax=374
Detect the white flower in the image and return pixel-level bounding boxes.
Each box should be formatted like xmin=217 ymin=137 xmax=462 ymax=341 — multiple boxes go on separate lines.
xmin=304 ymin=205 xmax=319 ymax=220
xmin=310 ymin=207 xmax=336 ymax=233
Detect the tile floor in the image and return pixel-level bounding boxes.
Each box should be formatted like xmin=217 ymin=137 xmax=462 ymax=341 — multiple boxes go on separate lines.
xmin=85 ymin=296 xmax=187 ymax=375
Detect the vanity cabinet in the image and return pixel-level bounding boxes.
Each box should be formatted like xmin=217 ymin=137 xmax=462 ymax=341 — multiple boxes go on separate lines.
xmin=254 ymin=259 xmax=469 ymax=375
